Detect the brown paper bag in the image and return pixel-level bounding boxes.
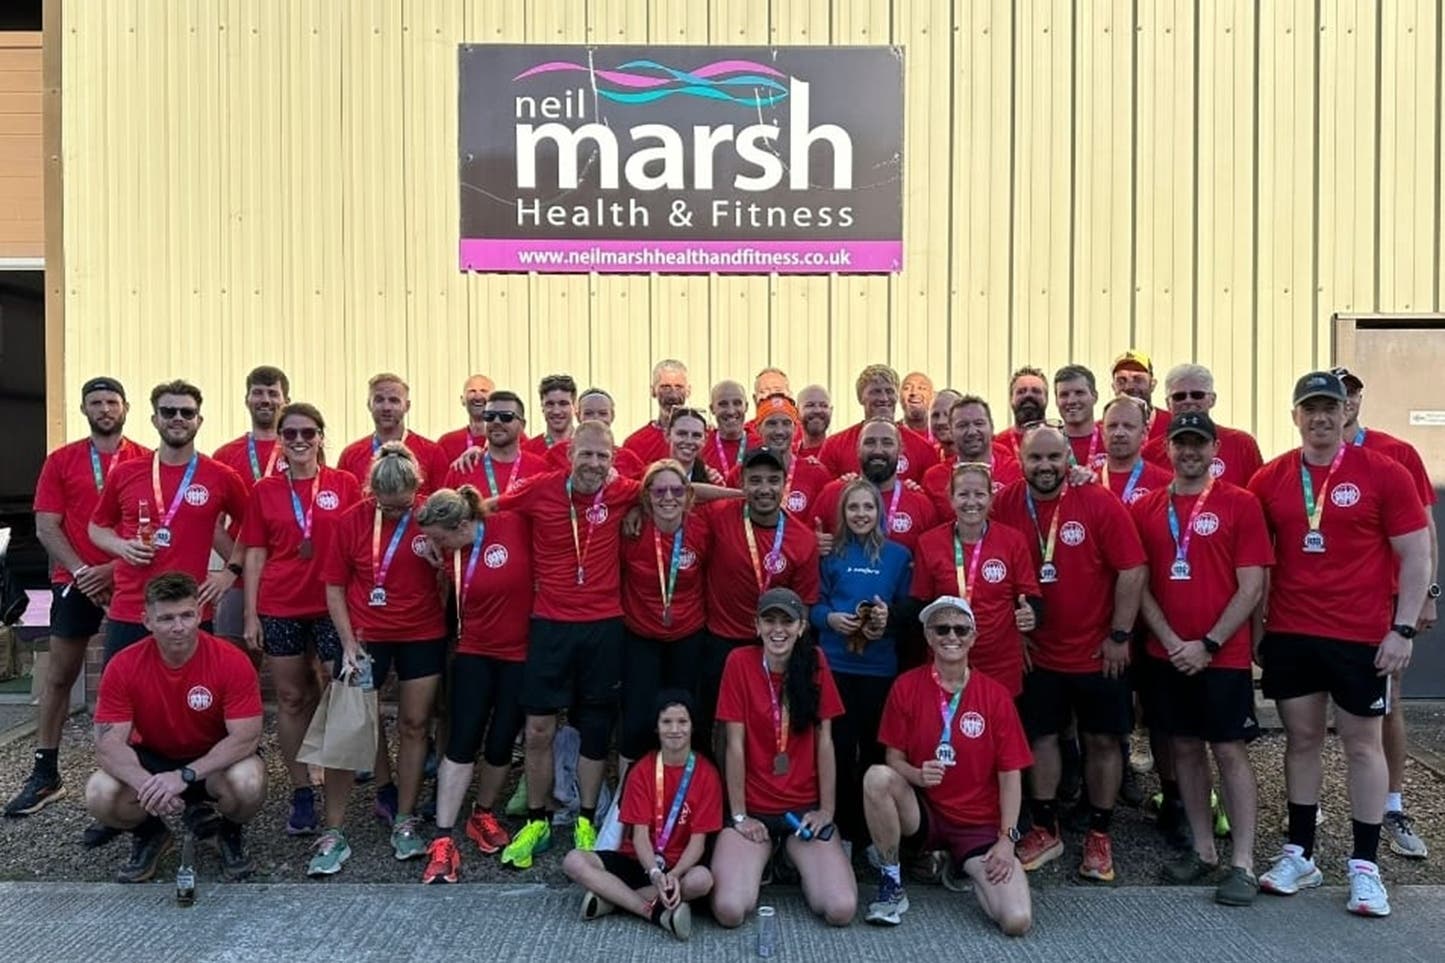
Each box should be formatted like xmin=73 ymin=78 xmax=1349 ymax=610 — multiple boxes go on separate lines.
xmin=297 ymin=679 xmax=379 ymax=771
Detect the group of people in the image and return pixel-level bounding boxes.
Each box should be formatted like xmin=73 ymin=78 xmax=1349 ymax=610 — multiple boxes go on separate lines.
xmin=4 ymin=350 xmax=1436 ymax=938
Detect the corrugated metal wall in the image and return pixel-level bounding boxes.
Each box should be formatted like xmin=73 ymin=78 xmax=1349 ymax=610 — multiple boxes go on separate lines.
xmin=59 ymin=0 xmax=1444 ymax=460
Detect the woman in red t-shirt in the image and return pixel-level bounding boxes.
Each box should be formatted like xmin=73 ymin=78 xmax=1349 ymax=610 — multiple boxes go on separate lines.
xmin=313 ymin=442 xmax=446 ymax=876
xmin=711 ymin=588 xmax=857 ymax=929
xmin=667 ymin=408 xmax=724 ymax=485
xmin=620 ymin=460 xmax=712 ymax=767
xmin=413 ymin=485 xmax=533 ymax=884
xmin=563 ymin=691 xmax=722 ymax=942
xmin=239 ymin=403 xmax=361 ymax=837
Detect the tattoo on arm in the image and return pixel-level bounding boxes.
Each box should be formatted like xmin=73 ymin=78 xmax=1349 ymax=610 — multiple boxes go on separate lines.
xmin=95 ymin=723 xmax=115 ymax=739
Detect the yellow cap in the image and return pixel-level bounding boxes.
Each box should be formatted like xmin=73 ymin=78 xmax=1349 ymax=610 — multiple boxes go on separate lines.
xmin=1112 ymin=350 xmax=1153 ymax=374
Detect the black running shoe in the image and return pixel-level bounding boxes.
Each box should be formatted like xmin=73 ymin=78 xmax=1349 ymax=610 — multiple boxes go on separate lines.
xmin=82 ymin=820 xmax=121 ymax=849
xmin=216 ymin=822 xmax=256 ymax=881
xmin=116 ymin=826 xmax=174 ymax=883
xmin=3 ymin=771 xmax=65 ymax=817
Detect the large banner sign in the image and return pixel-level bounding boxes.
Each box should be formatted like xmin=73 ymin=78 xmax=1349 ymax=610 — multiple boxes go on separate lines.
xmin=459 ymin=45 xmax=903 ymax=275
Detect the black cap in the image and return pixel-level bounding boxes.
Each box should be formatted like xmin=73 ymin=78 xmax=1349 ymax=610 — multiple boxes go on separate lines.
xmin=756 ymin=587 xmax=806 ymax=620
xmin=1329 ymin=366 xmax=1364 ymax=391
xmin=1292 ymin=371 xmax=1348 ymax=406
xmin=741 ymin=446 xmax=786 ymax=472
xmin=1167 ymin=411 xmax=1217 ymax=441
xmin=81 ymin=377 xmax=126 ymax=401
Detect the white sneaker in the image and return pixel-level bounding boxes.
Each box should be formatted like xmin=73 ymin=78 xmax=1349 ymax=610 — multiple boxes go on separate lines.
xmin=1259 ymin=844 xmax=1324 ymax=895
xmin=1346 ymin=859 xmax=1391 ymax=917
xmin=1128 ymin=730 xmax=1155 ymax=775
xmin=1384 ymin=811 xmax=1429 ymax=859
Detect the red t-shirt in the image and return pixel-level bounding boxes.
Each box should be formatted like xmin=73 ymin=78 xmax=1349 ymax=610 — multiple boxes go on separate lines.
xmin=878 ymin=666 xmax=1033 ymax=828
xmin=319 ymin=496 xmax=446 ymax=641
xmin=441 ymin=450 xmax=541 ymax=498
xmin=545 ymin=441 xmax=647 ymax=480
xmin=435 ymin=425 xmax=489 ymax=462
xmin=818 ymin=421 xmax=939 ymax=483
xmin=211 ymin=434 xmax=284 ymax=495
xmin=810 ymin=478 xmax=940 ymax=555
xmin=93 ymin=630 xmax=263 ymax=761
xmin=797 ymin=436 xmax=827 ymax=458
xmin=1066 ymin=427 xmax=1106 ymax=471
xmin=496 ymin=470 xmax=642 ymax=622
xmin=1141 ymin=424 xmax=1264 ymax=489
xmin=714 ymin=645 xmax=846 ymax=814
xmin=239 ymin=468 xmax=362 ymax=618
xmin=700 ymin=501 xmax=821 ymax=640
xmin=521 ymin=433 xmax=571 ymax=458
xmin=1130 ymin=482 xmax=1274 ymax=668
xmin=1096 ymin=460 xmax=1174 ymax=506
xmin=910 ymin=521 xmax=1039 ymax=695
xmin=1355 ymin=428 xmax=1438 ymax=506
xmin=1249 ymin=446 xmax=1427 ymax=644
xmin=990 ymin=480 xmax=1147 ymax=673
xmin=701 ymin=430 xmax=751 ymax=478
xmin=921 ymin=455 xmax=1024 ymax=520
xmin=454 ymin=511 xmax=533 ymax=661
xmin=33 ymin=437 xmax=150 ymax=585
xmin=336 ymin=430 xmax=448 ymax=497
xmin=1145 ymin=406 xmax=1170 ymax=441
xmin=617 ymin=750 xmax=725 ymax=867
xmin=725 ymin=456 xmax=833 ymax=519
xmin=622 ymin=514 xmax=711 ymax=641
xmin=621 ymin=422 xmax=672 ymax=467
xmin=91 ymin=454 xmax=250 ymax=623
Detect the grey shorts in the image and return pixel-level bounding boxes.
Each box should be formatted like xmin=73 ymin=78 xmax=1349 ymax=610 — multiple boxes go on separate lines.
xmin=213 ymin=586 xmax=245 ymax=639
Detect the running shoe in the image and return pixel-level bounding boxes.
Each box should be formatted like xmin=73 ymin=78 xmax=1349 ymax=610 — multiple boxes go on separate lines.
xmin=286 ymin=787 xmax=319 ymax=836
xmin=1128 ymin=730 xmax=1155 ymax=774
xmin=82 ymin=820 xmax=120 ymax=849
xmin=116 ymin=826 xmax=174 ymax=883
xmin=392 ymin=815 xmax=427 ymax=860
xmin=1383 ymin=810 xmax=1428 ymax=859
xmin=1346 ymin=859 xmax=1390 ymax=917
xmin=657 ymin=901 xmax=692 ymax=941
xmin=307 ymin=829 xmax=352 ymax=877
xmin=374 ymin=782 xmax=399 ymax=827
xmin=573 ymin=815 xmax=598 ymax=852
xmin=500 ymin=818 xmax=552 ymax=869
xmin=3 ymin=771 xmax=65 ymax=817
xmin=217 ymin=822 xmax=256 ymax=881
xmin=1161 ymin=850 xmax=1217 ymax=885
xmin=1259 ymin=844 xmax=1323 ymax=895
xmin=422 ymin=836 xmax=461 ymax=884
xmin=865 ymin=876 xmax=910 ymax=926
xmin=1017 ymin=824 xmax=1064 ymax=871
xmin=1078 ymin=830 xmax=1115 ymax=882
xmin=1212 ymin=790 xmax=1231 ymax=838
xmin=465 ymin=808 xmax=510 ymax=855
xmin=580 ymin=890 xmax=615 ymax=920
xmin=1215 ymin=866 xmax=1259 ymax=907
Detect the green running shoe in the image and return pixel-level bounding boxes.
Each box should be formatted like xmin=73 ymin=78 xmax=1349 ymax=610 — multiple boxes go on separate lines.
xmin=1212 ymin=790 xmax=1231 ymax=838
xmin=500 ymin=818 xmax=552 ymax=869
xmin=307 ymin=828 xmax=352 ymax=877
xmin=573 ymin=815 xmax=598 ymax=852
xmin=391 ymin=814 xmax=427 ymax=861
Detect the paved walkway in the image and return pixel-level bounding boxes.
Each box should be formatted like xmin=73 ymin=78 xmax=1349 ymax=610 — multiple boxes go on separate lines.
xmin=1 ymin=881 xmax=1441 ymax=962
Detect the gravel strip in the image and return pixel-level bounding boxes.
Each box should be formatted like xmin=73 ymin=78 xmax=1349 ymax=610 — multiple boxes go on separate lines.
xmin=2 ymin=712 xmax=1443 ymax=887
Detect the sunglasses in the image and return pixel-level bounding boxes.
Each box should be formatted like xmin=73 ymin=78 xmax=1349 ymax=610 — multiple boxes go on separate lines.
xmin=482 ymin=411 xmax=520 ymax=423
xmin=650 ymin=484 xmax=687 ymax=498
xmin=157 ymin=406 xmax=198 ymax=420
xmin=1021 ymin=418 xmax=1065 ymax=431
xmin=1169 ymin=390 xmax=1210 ymax=402
xmin=929 ymin=624 xmax=975 ymax=637
xmin=281 ymin=427 xmax=320 ymax=441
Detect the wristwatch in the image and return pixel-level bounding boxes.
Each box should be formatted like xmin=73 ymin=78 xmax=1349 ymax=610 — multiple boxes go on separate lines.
xmin=179 ymin=766 xmax=197 ymax=784
xmin=226 ymin=562 xmax=244 ymax=577
xmin=1003 ymin=826 xmax=1021 ymax=844
xmin=1428 ymin=583 xmax=1441 ymax=600
xmin=1108 ymin=629 xmax=1131 ymax=645
xmin=1392 ymin=623 xmax=1419 ymax=640
xmin=731 ymin=812 xmax=748 ymax=827
xmin=1202 ymin=635 xmax=1222 ymax=655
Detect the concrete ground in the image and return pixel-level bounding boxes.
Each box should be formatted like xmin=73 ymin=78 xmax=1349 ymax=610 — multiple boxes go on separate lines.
xmin=1 ymin=881 xmax=1441 ymax=962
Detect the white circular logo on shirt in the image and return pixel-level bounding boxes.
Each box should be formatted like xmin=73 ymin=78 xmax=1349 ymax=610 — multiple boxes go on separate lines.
xmin=679 ymin=548 xmax=698 ymax=570
xmin=981 ymin=559 xmax=1008 ymax=584
xmin=785 ymin=490 xmax=808 ymax=513
xmin=317 ymin=490 xmax=340 ymax=511
xmin=764 ymin=552 xmax=788 ymax=575
xmin=1193 ymin=512 xmax=1221 ymax=537
xmin=483 ymin=544 xmax=509 ymax=568
xmin=889 ymin=512 xmax=913 ymax=533
xmin=183 ymin=484 xmax=210 ymax=507
xmin=1209 ymin=457 xmax=1227 ymax=478
xmin=1060 ymin=521 xmax=1087 ymax=547
xmin=1125 ymin=487 xmax=1151 ymax=505
xmin=992 ymin=480 xmax=1006 ymax=494
xmin=411 ymin=534 xmax=431 ymax=557
xmin=186 ymin=686 xmax=214 ymax=711
xmin=1331 ymin=483 xmax=1361 ymax=508
xmin=586 ymin=504 xmax=610 ymax=525
xmin=959 ymin=711 xmax=985 ymax=739
xmin=897 ymin=454 xmax=911 ymax=474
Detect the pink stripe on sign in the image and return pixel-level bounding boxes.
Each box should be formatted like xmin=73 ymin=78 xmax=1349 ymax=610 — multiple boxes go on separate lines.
xmin=459 ymin=238 xmax=902 ymax=275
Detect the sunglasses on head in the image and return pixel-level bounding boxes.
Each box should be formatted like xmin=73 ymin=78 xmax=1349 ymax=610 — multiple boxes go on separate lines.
xmin=281 ymin=427 xmax=319 ymax=441
xmin=1021 ymin=418 xmax=1065 ymax=431
xmin=157 ymin=405 xmax=198 ymax=420
xmin=650 ymin=484 xmax=687 ymax=498
xmin=482 ymin=411 xmax=519 ymax=423
xmin=1169 ymin=390 xmax=1210 ymax=402
xmin=929 ymin=623 xmax=974 ymax=637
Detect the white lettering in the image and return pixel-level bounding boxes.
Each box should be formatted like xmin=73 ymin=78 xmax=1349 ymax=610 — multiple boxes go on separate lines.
xmin=622 ymin=124 xmax=685 ymax=191
xmin=516 ymin=123 xmax=618 ymax=190
xmin=788 ymin=80 xmax=852 ymax=190
xmin=735 ymin=124 xmax=783 ymax=191
xmin=692 ymin=125 xmax=735 ymax=190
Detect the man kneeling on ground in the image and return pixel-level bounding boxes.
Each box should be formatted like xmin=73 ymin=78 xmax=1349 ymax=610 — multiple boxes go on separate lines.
xmin=86 ymin=571 xmax=267 ymax=883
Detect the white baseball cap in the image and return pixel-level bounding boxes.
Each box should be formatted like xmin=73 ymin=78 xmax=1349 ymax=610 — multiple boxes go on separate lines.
xmin=918 ymin=595 xmax=975 ymax=626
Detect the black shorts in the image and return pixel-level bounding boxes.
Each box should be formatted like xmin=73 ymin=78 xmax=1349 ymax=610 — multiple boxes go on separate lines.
xmin=597 ymin=849 xmax=653 ymax=890
xmin=1260 ymin=632 xmax=1389 ymax=718
xmin=1139 ymin=657 xmax=1260 ymax=744
xmin=1017 ymin=667 xmax=1132 ymax=739
xmin=103 ymin=619 xmax=213 ymax=666
xmin=446 ymin=654 xmax=526 ymax=768
xmin=261 ymin=615 xmax=342 ymax=670
xmin=520 ymin=617 xmax=624 ymax=715
xmin=620 ymin=629 xmax=705 ymax=759
xmin=365 ymin=638 xmax=447 ymax=684
xmin=49 ymin=583 xmax=106 ymax=640
xmin=903 ymin=793 xmax=998 ymax=866
xmin=134 ymin=745 xmax=216 ymax=805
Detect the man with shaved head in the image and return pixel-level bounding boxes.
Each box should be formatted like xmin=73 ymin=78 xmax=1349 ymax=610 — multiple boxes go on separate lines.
xmin=623 ymin=360 xmax=691 ymax=466
xmin=797 ymin=385 xmax=834 ymax=456
xmin=819 ymin=364 xmax=939 ymax=484
xmin=438 ymin=374 xmax=498 ymax=463
xmin=702 ymin=380 xmax=751 ymax=477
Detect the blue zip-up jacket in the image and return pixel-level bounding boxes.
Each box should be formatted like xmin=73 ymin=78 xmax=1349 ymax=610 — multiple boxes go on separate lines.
xmin=810 ymin=537 xmax=914 ymax=678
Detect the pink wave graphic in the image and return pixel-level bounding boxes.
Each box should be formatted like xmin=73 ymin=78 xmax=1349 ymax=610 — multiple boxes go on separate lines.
xmin=513 ymin=59 xmax=785 ymax=90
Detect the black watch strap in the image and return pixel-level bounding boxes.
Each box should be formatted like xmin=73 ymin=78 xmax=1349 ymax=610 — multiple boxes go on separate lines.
xmin=180 ymin=766 xmax=197 ymax=784
xmin=1109 ymin=629 xmax=1131 ymax=644
xmin=226 ymin=562 xmax=244 ymax=576
xmin=1202 ymin=635 xmax=1222 ymax=654
xmin=1392 ymin=623 xmax=1418 ymax=640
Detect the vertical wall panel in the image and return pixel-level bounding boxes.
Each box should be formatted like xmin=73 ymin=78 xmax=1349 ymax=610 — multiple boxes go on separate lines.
xmin=1378 ymin=0 xmax=1439 ymax=310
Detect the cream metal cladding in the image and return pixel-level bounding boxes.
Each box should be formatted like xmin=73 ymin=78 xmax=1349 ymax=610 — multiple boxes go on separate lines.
xmin=58 ymin=0 xmax=1443 ymax=461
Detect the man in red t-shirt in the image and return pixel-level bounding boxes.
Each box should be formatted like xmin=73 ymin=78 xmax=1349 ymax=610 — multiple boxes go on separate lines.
xmin=442 ymin=390 xmax=536 ymax=495
xmin=797 ymin=385 xmax=834 ymax=456
xmin=1054 ymin=365 xmax=1105 ymax=472
xmin=996 ymin=366 xmax=1050 ymax=461
xmin=862 ymin=596 xmax=1033 ymax=934
xmin=336 ymin=373 xmax=448 ymax=494
xmin=5 ymin=377 xmax=149 ymax=821
xmin=928 ymin=389 xmax=963 ymax=463
xmin=622 ymin=359 xmax=691 ymax=466
xmin=521 ymin=373 xmax=578 ymax=456
xmin=812 ymin=419 xmax=939 ymax=556
xmin=1250 ymin=371 xmax=1431 ymax=917
xmin=723 ymin=396 xmax=831 ymax=518
xmin=1133 ymin=413 xmax=1273 ymax=906
xmin=991 ymin=424 xmax=1147 ymax=883
xmin=1110 ymin=350 xmax=1170 ymax=442
xmin=1097 ymin=397 xmax=1172 ymax=505
xmin=922 ymin=396 xmax=1023 ymax=517
xmin=85 ymin=573 xmax=265 ymax=884
xmin=89 ymin=380 xmax=250 ymax=662
xmin=899 ymin=371 xmax=936 ymax=446
xmin=819 ymin=365 xmax=938 ymax=483
xmin=1140 ymin=363 xmax=1264 ymax=488
xmin=702 ymin=380 xmax=751 ymax=477
xmin=543 ymin=388 xmax=647 ymax=479
xmin=1335 ymin=365 xmax=1440 ymax=859
xmin=436 ymin=373 xmax=497 ymax=464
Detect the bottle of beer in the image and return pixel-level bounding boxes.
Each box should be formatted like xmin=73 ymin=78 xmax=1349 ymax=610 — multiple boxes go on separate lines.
xmin=176 ymin=830 xmax=196 ymax=907
xmin=137 ymin=499 xmax=155 ymax=548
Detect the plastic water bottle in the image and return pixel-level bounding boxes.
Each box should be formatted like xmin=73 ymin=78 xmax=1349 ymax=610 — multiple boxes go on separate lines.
xmin=175 ymin=831 xmax=196 ymax=907
xmin=354 ymin=655 xmax=374 ymax=693
xmin=756 ymin=905 xmax=776 ymax=957
xmin=783 ymin=811 xmax=813 ymax=841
